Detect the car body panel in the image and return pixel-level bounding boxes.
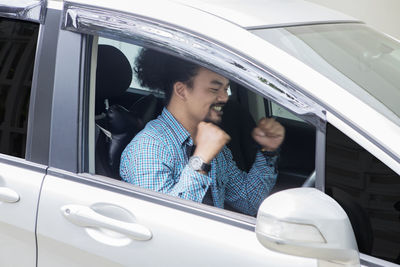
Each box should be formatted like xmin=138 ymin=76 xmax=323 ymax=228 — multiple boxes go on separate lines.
xmin=171 ymin=0 xmax=359 ymax=28
xmin=37 ymin=171 xmax=316 ymax=267
xmin=0 ymin=157 xmax=46 ymax=267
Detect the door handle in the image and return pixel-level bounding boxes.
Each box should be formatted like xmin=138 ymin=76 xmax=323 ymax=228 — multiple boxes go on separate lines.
xmin=0 ymin=187 xmax=20 ymax=203
xmin=61 ymin=205 xmax=152 ymax=241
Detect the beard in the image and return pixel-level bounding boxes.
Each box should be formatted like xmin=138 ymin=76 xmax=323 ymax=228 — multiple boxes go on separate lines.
xmin=203 ymin=103 xmax=225 ymax=125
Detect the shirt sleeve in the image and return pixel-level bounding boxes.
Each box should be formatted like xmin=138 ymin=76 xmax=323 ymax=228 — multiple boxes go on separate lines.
xmin=119 ymin=136 xmax=212 ymax=203
xmin=223 ymin=147 xmax=278 ymax=216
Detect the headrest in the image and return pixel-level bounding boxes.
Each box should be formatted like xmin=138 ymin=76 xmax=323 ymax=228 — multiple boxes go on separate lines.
xmin=96 ymin=44 xmax=133 ymax=114
xmin=129 ymin=94 xmax=158 ymax=125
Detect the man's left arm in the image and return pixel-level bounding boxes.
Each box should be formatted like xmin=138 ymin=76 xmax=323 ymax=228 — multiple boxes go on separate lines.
xmin=223 ymin=147 xmax=279 ymax=216
xmin=224 ymin=118 xmax=284 ymax=216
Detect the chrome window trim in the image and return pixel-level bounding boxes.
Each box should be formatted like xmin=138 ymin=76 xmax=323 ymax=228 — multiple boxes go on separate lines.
xmin=0 ymin=0 xmax=47 ymax=23
xmin=47 ymin=167 xmax=257 ymax=231
xmin=62 ymin=1 xmax=326 ymax=131
xmin=245 ymin=21 xmax=364 ymax=31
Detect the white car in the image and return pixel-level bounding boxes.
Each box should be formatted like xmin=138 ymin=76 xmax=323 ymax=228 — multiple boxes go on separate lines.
xmin=0 ymin=0 xmax=399 ymax=266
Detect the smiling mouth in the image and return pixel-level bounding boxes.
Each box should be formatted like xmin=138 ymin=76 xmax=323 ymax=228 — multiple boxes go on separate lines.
xmin=212 ymin=105 xmax=223 ymax=112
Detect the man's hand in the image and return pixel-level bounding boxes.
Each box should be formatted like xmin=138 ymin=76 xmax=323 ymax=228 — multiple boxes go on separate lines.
xmin=252 ymin=118 xmax=285 ymax=152
xmin=193 ymin=122 xmax=231 ymax=163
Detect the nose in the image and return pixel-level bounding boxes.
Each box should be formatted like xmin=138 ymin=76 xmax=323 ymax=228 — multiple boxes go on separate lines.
xmin=217 ymin=88 xmax=229 ymax=103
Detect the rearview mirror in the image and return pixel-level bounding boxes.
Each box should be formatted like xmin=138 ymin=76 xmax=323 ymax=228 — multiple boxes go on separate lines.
xmin=256 ymin=188 xmax=360 ymax=267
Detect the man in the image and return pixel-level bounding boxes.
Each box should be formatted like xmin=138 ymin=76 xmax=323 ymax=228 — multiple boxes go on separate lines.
xmin=120 ymin=48 xmax=285 ymax=216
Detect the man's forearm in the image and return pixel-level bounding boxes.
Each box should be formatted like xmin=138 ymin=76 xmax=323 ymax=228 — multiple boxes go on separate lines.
xmin=169 ymin=164 xmax=212 ymax=202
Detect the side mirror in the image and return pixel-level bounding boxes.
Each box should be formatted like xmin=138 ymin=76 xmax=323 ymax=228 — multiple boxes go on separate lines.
xmin=256 ymin=188 xmax=360 ymax=267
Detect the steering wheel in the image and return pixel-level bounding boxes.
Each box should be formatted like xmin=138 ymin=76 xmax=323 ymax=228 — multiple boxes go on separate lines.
xmin=302 ymin=170 xmax=316 ymax=187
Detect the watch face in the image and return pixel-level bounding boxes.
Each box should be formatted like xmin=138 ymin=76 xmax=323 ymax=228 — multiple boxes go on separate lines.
xmin=189 ymin=156 xmax=203 ymax=170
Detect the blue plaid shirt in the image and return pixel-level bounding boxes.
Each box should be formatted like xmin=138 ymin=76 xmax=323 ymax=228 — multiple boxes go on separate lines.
xmin=120 ymin=108 xmax=278 ymax=216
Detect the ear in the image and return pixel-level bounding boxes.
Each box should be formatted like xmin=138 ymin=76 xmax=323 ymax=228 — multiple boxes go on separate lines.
xmin=173 ymin=81 xmax=187 ymax=101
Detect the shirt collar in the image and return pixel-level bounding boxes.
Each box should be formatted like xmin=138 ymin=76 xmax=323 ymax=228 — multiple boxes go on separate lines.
xmin=161 ymin=107 xmax=193 ymax=147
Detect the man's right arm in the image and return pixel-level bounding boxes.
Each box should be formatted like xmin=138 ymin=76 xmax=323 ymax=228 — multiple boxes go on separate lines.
xmin=119 ymin=136 xmax=211 ymax=202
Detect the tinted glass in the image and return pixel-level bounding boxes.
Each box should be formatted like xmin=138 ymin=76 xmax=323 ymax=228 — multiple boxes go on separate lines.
xmin=325 ymin=124 xmax=400 ymax=264
xmin=0 ymin=18 xmax=39 ymax=158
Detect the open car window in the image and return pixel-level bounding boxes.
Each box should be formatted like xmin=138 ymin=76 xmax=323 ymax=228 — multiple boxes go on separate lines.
xmin=87 ymin=36 xmax=317 ymax=216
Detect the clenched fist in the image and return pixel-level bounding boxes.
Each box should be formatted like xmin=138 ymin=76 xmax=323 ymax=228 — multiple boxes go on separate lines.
xmin=193 ymin=122 xmax=231 ymax=163
xmin=252 ymin=118 xmax=285 ymax=151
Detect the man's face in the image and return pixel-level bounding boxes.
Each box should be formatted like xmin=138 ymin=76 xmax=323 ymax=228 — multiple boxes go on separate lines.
xmin=185 ymin=68 xmax=229 ymax=125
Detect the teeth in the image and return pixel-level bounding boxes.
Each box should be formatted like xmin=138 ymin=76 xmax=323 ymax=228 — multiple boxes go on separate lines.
xmin=213 ymin=106 xmax=222 ymax=112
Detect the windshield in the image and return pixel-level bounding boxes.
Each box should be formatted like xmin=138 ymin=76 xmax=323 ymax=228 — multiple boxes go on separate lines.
xmin=252 ymin=23 xmax=400 ymax=126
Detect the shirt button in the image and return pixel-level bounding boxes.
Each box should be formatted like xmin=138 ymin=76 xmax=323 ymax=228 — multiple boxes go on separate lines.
xmin=178 ymin=192 xmax=183 ymax=197
xmin=202 ymin=185 xmax=206 ymax=189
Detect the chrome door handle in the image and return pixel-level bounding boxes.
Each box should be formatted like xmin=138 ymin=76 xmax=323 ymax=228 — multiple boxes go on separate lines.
xmin=0 ymin=187 xmax=20 ymax=203
xmin=61 ymin=205 xmax=152 ymax=241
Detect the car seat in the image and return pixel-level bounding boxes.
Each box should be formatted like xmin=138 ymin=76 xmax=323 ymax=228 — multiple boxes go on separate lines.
xmin=95 ymin=45 xmax=158 ymax=179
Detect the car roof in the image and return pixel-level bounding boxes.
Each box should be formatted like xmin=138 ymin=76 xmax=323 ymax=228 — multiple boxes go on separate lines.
xmin=59 ymin=0 xmax=359 ymax=29
xmin=170 ymin=0 xmax=359 ymax=28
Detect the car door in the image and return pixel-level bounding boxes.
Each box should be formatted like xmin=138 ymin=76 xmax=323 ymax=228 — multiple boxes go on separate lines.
xmin=0 ymin=1 xmax=55 ymax=266
xmin=33 ymin=1 xmax=328 ymax=266
xmin=35 ymin=39 xmax=315 ymax=265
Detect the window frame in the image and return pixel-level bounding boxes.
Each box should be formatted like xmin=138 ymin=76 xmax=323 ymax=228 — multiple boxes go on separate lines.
xmin=25 ymin=5 xmax=63 ymax=165
xmin=62 ymin=0 xmax=326 ymax=171
xmin=0 ymin=8 xmax=48 ymax=163
xmin=82 ymin=33 xmax=323 ymax=227
xmin=62 ymin=2 xmax=326 ymax=128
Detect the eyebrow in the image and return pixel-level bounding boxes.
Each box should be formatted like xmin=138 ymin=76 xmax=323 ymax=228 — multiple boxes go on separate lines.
xmin=210 ymin=80 xmax=230 ymax=87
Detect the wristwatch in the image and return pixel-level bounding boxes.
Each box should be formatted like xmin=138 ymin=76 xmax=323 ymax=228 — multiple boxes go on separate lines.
xmin=188 ymin=156 xmax=211 ymax=173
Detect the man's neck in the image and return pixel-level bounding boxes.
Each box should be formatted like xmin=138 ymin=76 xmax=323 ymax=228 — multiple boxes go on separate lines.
xmin=166 ymin=105 xmax=198 ymax=140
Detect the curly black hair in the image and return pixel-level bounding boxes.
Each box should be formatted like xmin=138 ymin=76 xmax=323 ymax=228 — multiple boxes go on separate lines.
xmin=134 ymin=48 xmax=200 ymax=105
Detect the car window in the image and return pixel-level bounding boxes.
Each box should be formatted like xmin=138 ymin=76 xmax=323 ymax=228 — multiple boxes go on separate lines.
xmin=88 ymin=36 xmax=317 ymax=216
xmin=97 ymin=38 xmax=159 ymax=96
xmin=97 ymin=39 xmax=231 ymax=99
xmin=269 ymin=101 xmax=305 ymax=122
xmin=0 ymin=18 xmax=39 ymax=158
xmin=238 ymin=88 xmax=316 ymax=192
xmin=325 ymin=123 xmax=400 ymax=264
